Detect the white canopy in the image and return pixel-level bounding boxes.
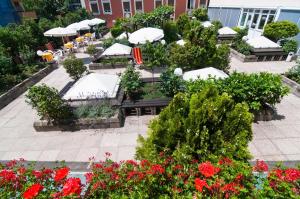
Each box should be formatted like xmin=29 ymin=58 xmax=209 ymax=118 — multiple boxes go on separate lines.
xmin=67 ymin=22 xmax=90 ymax=31
xmin=246 ymin=36 xmax=281 ymax=49
xmin=218 ymin=27 xmax=237 ymax=35
xmin=176 ymin=39 xmax=186 ymax=46
xmin=88 ymin=18 xmax=105 ymax=26
xmin=101 ymin=43 xmax=132 ymax=57
xmin=129 ymin=27 xmax=164 ymax=44
xmin=44 ymin=27 xmax=77 ymax=37
xmin=116 ymin=32 xmax=131 ymax=40
xmin=201 ymin=21 xmax=213 ymax=28
xmin=63 ymin=73 xmax=120 ymax=100
xmin=183 ymin=67 xmax=229 ymax=81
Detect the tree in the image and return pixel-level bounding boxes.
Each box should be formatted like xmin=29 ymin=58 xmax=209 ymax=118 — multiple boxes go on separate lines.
xmin=136 ymin=85 xmax=253 ymax=162
xmin=176 ymin=14 xmax=191 ymax=36
xmin=63 ymin=55 xmax=87 ymax=80
xmin=162 ymin=21 xmax=179 ymax=43
xmin=192 ymin=8 xmax=209 ymax=21
xmin=160 ymin=70 xmax=185 ymax=97
xmin=120 ymin=66 xmax=142 ymax=98
xmin=263 ymin=20 xmax=299 ymax=42
xmin=26 ymin=84 xmax=72 ymax=122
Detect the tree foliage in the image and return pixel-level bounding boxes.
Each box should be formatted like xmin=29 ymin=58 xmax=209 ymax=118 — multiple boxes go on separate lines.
xmin=63 ymin=55 xmax=87 ymax=80
xmin=263 ymin=20 xmax=299 ymax=41
xmin=120 ymin=66 xmax=142 ymax=98
xmin=176 ymin=14 xmax=191 ymax=37
xmin=26 ymin=84 xmax=72 ymax=122
xmin=159 ymin=70 xmax=186 ymax=97
xmin=142 ymin=42 xmax=169 ymax=69
xmin=136 ymin=85 xmax=253 ymax=162
xmin=192 ymin=8 xmax=209 ymax=21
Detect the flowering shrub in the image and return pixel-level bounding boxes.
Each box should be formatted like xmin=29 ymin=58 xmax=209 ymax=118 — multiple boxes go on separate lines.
xmin=1 ymin=157 xmax=300 ymax=198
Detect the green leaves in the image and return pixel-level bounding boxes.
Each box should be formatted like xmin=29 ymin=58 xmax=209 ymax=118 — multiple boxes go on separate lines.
xmin=192 ymin=8 xmax=209 ymax=21
xmin=263 ymin=20 xmax=299 ymax=42
xmin=63 ymin=55 xmax=87 ymax=80
xmin=120 ymin=66 xmax=142 ymax=98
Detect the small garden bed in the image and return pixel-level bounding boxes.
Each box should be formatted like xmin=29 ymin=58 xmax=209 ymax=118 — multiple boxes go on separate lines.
xmin=90 ymin=57 xmax=131 ymax=70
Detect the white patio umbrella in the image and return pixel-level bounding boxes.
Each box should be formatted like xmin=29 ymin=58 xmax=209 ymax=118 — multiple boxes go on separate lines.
xmin=176 ymin=39 xmax=186 ymax=46
xmin=201 ymin=21 xmax=213 ymax=28
xmin=116 ymin=32 xmax=131 ymax=40
xmin=101 ymin=43 xmax=132 ymax=57
xmin=129 ymin=27 xmax=164 ymax=44
xmin=183 ymin=67 xmax=228 ymax=81
xmin=67 ymin=22 xmax=90 ymax=31
xmin=44 ymin=27 xmax=77 ymax=37
xmin=79 ymin=19 xmax=91 ymax=27
xmin=88 ymin=18 xmax=105 ymax=26
xmin=218 ymin=27 xmax=237 ymax=35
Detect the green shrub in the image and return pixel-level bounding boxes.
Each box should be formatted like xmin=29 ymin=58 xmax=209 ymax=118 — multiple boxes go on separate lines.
xmin=212 ymin=20 xmax=223 ymax=30
xmin=232 ymin=40 xmax=252 ymax=55
xmin=281 ymin=39 xmax=298 ymax=53
xmin=111 ymin=26 xmax=123 ymax=38
xmin=86 ymin=44 xmax=97 ymax=56
xmin=160 ymin=70 xmax=186 ymax=97
xmin=26 ymin=84 xmax=71 ymax=122
xmin=263 ymin=20 xmax=299 ymax=41
xmin=192 ymin=8 xmax=209 ymax=21
xmin=162 ymin=21 xmax=179 ymax=43
xmin=103 ymin=38 xmax=115 ymax=48
xmin=142 ymin=41 xmax=169 ymax=69
xmin=187 ymin=72 xmax=290 ymax=111
xmin=136 ymin=85 xmax=253 ymax=162
xmin=73 ymin=102 xmax=116 ymax=119
xmin=120 ymin=66 xmax=142 ymax=98
xmin=176 ymin=14 xmax=191 ymax=36
xmin=63 ymin=55 xmax=86 ymax=80
xmin=286 ymin=61 xmax=300 ymax=84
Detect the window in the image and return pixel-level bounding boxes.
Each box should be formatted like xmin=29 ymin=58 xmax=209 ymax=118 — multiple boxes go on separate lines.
xmin=135 ymin=0 xmax=143 ymax=13
xmin=187 ymin=0 xmax=195 ymax=10
xmin=122 ymin=0 xmax=131 ymax=17
xmin=199 ymin=0 xmax=206 ymax=7
xmin=239 ymin=8 xmax=276 ymax=30
xmin=168 ymin=0 xmax=174 ymax=6
xmin=155 ymin=0 xmax=162 ymax=8
xmin=102 ymin=0 xmax=112 ymax=14
xmin=90 ymin=0 xmax=100 ymax=14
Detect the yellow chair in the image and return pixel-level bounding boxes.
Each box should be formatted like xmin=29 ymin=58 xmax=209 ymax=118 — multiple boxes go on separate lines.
xmin=42 ymin=52 xmax=54 ymax=62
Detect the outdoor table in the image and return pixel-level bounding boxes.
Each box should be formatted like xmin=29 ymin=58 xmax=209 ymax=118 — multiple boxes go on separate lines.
xmin=64 ymin=42 xmax=73 ymax=49
xmin=42 ymin=52 xmax=53 ymax=62
xmin=85 ymin=33 xmax=92 ymax=37
xmin=76 ymin=37 xmax=84 ymax=43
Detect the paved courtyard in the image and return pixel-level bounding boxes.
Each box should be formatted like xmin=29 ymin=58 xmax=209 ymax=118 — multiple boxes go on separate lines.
xmin=0 ymin=57 xmax=300 ymax=163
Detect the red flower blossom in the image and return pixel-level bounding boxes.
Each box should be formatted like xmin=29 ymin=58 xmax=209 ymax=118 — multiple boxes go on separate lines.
xmin=208 ymin=181 xmax=221 ymax=193
xmin=285 ymin=168 xmax=300 ymax=182
xmin=173 ymin=164 xmax=183 ymax=171
xmin=18 ymin=167 xmax=26 ymax=175
xmin=92 ymin=181 xmax=106 ymax=192
xmin=42 ymin=168 xmax=53 ymax=176
xmin=54 ymin=167 xmax=70 ymax=182
xmin=253 ymin=160 xmax=268 ymax=172
xmin=221 ymin=182 xmax=239 ymax=199
xmin=149 ymin=164 xmax=165 ymax=175
xmin=5 ymin=160 xmax=17 ymax=168
xmin=126 ymin=160 xmax=138 ymax=167
xmin=32 ymin=171 xmax=42 ymax=179
xmin=62 ymin=178 xmax=82 ymax=197
xmin=218 ymin=157 xmax=233 ymax=165
xmin=23 ymin=184 xmax=43 ymax=199
xmin=0 ymin=170 xmax=16 ymax=182
xmin=234 ymin=173 xmax=243 ymax=183
xmin=194 ymin=178 xmax=208 ymax=192
xmin=198 ymin=162 xmax=220 ymax=178
xmin=140 ymin=159 xmax=150 ymax=168
xmin=127 ymin=171 xmax=145 ymax=181
xmin=85 ymin=172 xmax=93 ymax=183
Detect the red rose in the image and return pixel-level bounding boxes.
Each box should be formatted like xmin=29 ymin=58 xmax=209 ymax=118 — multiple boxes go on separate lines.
xmin=85 ymin=172 xmax=93 ymax=183
xmin=0 ymin=169 xmax=16 ymax=182
xmin=54 ymin=167 xmax=70 ymax=182
xmin=23 ymin=184 xmax=43 ymax=199
xmin=149 ymin=164 xmax=165 ymax=175
xmin=194 ymin=178 xmax=208 ymax=192
xmin=198 ymin=162 xmax=219 ymax=178
xmin=253 ymin=160 xmax=268 ymax=172
xmin=62 ymin=178 xmax=82 ymax=196
xmin=285 ymin=168 xmax=300 ymax=182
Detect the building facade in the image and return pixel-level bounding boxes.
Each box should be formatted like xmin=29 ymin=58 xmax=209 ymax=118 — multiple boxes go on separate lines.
xmin=0 ymin=0 xmax=21 ymax=26
xmin=83 ymin=0 xmax=209 ymax=27
xmin=208 ymin=0 xmax=300 ymax=48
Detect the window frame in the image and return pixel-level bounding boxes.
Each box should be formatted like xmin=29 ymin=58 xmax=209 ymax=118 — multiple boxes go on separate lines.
xmin=122 ymin=0 xmax=132 ymax=18
xmin=154 ymin=0 xmax=163 ymax=8
xmin=186 ymin=0 xmax=196 ymax=11
xmin=101 ymin=0 xmax=112 ymax=15
xmin=134 ymin=0 xmax=144 ymax=13
xmin=89 ymin=0 xmax=100 ymax=15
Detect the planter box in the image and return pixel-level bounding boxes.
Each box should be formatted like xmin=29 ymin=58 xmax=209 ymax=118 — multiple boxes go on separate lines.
xmin=0 ymin=62 xmax=58 ymax=110
xmin=230 ymin=48 xmax=258 ymax=62
xmin=89 ymin=62 xmax=127 ymax=70
xmin=281 ymin=75 xmax=300 ymax=97
xmin=33 ymin=110 xmax=124 ymax=132
xmin=253 ymin=104 xmax=276 ymax=122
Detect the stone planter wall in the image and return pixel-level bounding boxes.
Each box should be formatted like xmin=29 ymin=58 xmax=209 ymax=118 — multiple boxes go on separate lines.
xmin=281 ymin=75 xmax=300 ymax=97
xmin=230 ymin=48 xmax=258 ymax=62
xmin=253 ymin=105 xmax=276 ymax=122
xmin=33 ymin=110 xmax=124 ymax=132
xmin=0 ymin=62 xmax=58 ymax=110
xmin=89 ymin=62 xmax=127 ymax=70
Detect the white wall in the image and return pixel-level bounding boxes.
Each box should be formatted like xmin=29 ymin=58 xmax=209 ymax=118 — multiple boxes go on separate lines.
xmin=209 ymin=0 xmax=300 ymax=9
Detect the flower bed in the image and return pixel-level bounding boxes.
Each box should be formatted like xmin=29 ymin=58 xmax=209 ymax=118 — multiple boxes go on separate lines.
xmin=1 ymin=156 xmax=300 ymax=198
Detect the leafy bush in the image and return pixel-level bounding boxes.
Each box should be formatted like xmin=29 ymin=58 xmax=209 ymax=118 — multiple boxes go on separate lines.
xmin=2 ymin=158 xmax=300 ymax=198
xmin=26 ymin=84 xmax=71 ymax=122
xmin=263 ymin=20 xmax=299 ymax=41
xmin=136 ymin=85 xmax=253 ymax=162
xmin=232 ymin=40 xmax=252 ymax=55
xmin=162 ymin=21 xmax=179 ymax=43
xmin=286 ymin=61 xmax=300 ymax=84
xmin=103 ymin=38 xmax=115 ymax=48
xmin=160 ymin=70 xmax=186 ymax=97
xmin=111 ymin=26 xmax=123 ymax=38
xmin=192 ymin=8 xmax=209 ymax=21
xmin=281 ymin=39 xmax=298 ymax=53
xmin=176 ymin=14 xmax=191 ymax=36
xmin=120 ymin=66 xmax=142 ymax=98
xmin=73 ymin=102 xmax=116 ymax=119
xmin=63 ymin=55 xmax=86 ymax=80
xmin=142 ymin=42 xmax=169 ymax=69
xmin=187 ymin=72 xmax=289 ymax=111
xmin=86 ymin=44 xmax=97 ymax=56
